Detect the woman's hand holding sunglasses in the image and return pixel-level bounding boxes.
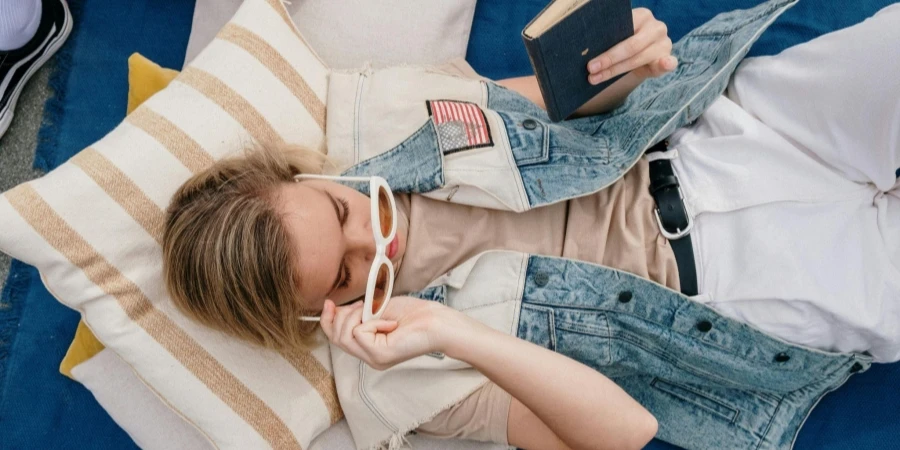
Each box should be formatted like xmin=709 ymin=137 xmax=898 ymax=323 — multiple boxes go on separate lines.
xmin=319 ymin=296 xmax=480 ymax=371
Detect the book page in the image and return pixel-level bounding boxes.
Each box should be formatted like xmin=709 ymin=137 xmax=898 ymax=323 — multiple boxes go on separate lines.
xmin=524 ymin=0 xmax=591 ymax=38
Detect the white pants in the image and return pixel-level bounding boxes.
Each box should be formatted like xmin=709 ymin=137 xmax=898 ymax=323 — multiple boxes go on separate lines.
xmin=668 ymin=4 xmax=900 ymax=362
xmin=0 ymin=0 xmax=41 ymax=51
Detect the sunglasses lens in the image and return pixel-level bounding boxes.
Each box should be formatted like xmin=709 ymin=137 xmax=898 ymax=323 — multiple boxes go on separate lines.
xmin=371 ymin=262 xmax=391 ymax=315
xmin=377 ymin=185 xmax=393 ymax=238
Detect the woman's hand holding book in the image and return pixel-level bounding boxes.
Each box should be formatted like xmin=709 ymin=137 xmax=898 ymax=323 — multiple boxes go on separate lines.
xmin=587 ymin=8 xmax=677 ymax=85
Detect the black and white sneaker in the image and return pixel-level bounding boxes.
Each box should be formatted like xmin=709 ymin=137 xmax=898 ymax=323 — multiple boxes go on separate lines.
xmin=0 ymin=0 xmax=73 ymax=139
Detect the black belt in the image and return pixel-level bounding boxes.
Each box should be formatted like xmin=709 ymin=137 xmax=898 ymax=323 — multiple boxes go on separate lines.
xmin=647 ymin=140 xmax=698 ymax=296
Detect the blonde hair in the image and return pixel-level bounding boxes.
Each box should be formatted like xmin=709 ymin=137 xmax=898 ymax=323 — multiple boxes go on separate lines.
xmin=163 ymin=143 xmax=332 ymax=351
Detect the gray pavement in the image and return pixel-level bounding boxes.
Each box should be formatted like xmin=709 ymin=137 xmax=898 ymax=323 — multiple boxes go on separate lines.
xmin=0 ymin=63 xmax=53 ymax=295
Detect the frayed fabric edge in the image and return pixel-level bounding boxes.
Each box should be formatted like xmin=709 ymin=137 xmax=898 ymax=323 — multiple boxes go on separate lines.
xmin=362 ymin=378 xmax=491 ymax=450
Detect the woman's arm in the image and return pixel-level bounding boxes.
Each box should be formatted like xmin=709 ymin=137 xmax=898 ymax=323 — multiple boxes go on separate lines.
xmin=444 ymin=313 xmax=658 ymax=450
xmin=497 ymin=8 xmax=676 ymax=117
xmin=321 ymin=297 xmax=658 ymax=450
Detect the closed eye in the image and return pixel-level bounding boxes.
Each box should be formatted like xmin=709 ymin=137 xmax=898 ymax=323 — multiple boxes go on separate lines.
xmin=337 ymin=264 xmax=351 ymax=289
xmin=337 ymin=197 xmax=350 ymax=226
xmin=326 ymin=192 xmax=352 ymax=293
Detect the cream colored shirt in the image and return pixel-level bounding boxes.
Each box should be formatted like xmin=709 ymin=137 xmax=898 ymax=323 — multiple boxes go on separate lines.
xmin=408 ymin=158 xmax=679 ymax=443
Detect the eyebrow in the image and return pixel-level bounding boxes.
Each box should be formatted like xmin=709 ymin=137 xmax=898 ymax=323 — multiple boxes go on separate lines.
xmin=324 ymin=191 xmax=344 ymax=295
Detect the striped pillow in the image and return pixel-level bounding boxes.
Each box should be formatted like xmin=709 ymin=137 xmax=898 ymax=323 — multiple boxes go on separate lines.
xmin=0 ymin=0 xmax=342 ymax=448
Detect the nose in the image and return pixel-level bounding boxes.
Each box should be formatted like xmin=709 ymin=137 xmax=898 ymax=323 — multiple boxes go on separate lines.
xmin=345 ymin=221 xmax=375 ymax=264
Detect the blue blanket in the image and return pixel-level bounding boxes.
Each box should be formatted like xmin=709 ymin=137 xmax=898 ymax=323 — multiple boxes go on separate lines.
xmin=0 ymin=0 xmax=193 ymax=448
xmin=0 ymin=0 xmax=897 ymax=448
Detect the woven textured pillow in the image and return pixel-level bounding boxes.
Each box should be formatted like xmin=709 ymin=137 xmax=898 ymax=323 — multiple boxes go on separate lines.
xmin=60 ymin=53 xmax=177 ymax=381
xmin=0 ymin=0 xmax=342 ymax=448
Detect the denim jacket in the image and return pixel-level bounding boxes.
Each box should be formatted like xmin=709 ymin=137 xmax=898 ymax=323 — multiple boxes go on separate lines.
xmin=325 ymin=1 xmax=872 ymax=449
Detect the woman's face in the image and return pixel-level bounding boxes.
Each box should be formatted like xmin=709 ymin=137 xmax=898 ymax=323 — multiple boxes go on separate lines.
xmin=274 ymin=179 xmax=407 ymax=312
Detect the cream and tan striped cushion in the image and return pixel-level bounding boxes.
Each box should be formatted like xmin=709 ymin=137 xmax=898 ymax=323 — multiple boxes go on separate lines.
xmin=0 ymin=0 xmax=341 ymax=448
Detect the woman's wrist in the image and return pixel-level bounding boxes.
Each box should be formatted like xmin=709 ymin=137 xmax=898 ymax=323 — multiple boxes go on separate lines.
xmin=432 ymin=307 xmax=495 ymax=360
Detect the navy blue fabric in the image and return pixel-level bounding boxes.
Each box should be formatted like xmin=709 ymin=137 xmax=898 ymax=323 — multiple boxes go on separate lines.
xmin=35 ymin=0 xmax=195 ymax=171
xmin=0 ymin=262 xmax=137 ymax=449
xmin=466 ymin=1 xmax=900 ymax=449
xmin=0 ymin=0 xmax=194 ymax=448
xmin=467 ymin=0 xmax=898 ymax=79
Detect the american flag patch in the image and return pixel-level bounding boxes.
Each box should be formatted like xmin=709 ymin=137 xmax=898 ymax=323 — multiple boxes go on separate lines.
xmin=427 ymin=100 xmax=493 ymax=154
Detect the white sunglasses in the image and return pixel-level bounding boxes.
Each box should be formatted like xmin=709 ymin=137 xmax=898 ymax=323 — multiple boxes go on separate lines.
xmin=295 ymin=174 xmax=398 ymax=323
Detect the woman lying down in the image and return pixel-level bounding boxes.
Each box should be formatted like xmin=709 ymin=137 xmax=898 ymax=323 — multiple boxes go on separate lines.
xmin=161 ymin=2 xmax=899 ymax=449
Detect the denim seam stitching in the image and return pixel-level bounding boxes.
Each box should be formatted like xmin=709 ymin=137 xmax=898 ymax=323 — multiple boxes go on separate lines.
xmin=489 ymin=110 xmax=529 ymax=210
xmin=358 ymin=360 xmax=398 ymax=432
xmin=556 ymin=321 xmax=609 ymax=339
xmin=509 ymin=254 xmax=528 ymax=336
xmin=608 ymin=331 xmax=785 ymax=392
xmin=603 ymin=313 xmax=612 ymax=365
xmin=524 ymin=299 xmax=824 ymax=370
xmin=458 ymin=298 xmax=517 ymax=313
xmin=650 ymin=378 xmax=741 ymax=424
xmin=352 ymin=73 xmax=365 ymax=164
xmin=548 ymin=309 xmax=557 ymax=350
xmin=755 ymin=396 xmax=785 ymax=450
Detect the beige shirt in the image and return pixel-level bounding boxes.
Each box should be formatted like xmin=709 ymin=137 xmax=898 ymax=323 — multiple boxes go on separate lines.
xmin=407 ymin=158 xmax=679 ymax=443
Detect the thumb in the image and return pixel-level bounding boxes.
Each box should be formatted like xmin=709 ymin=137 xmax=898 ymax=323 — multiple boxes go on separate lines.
xmin=356 ymin=319 xmax=399 ymax=335
xmin=653 ymin=56 xmax=678 ymax=76
xmin=353 ymin=320 xmax=399 ymax=348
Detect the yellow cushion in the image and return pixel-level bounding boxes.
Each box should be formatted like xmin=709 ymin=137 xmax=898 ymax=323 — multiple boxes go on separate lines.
xmin=59 ymin=53 xmax=180 ymax=380
xmin=59 ymin=320 xmax=107 ymax=378
xmin=126 ymin=53 xmax=180 ymax=114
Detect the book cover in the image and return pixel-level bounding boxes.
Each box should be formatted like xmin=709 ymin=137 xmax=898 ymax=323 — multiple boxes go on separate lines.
xmin=523 ymin=0 xmax=634 ymax=122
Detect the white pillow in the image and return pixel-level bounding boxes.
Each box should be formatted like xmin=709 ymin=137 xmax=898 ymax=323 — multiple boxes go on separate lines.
xmin=184 ymin=0 xmax=478 ymax=69
xmin=0 ymin=0 xmax=340 ymax=448
xmin=72 ymin=350 xmax=510 ymax=450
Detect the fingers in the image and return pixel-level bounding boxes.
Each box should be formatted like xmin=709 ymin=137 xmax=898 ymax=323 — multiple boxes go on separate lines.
xmin=352 ymin=320 xmax=399 ymax=369
xmin=588 ymin=9 xmax=671 ymax=84
xmin=595 ymin=40 xmax=675 ymax=83
xmin=325 ymin=301 xmax=400 ymax=367
xmin=319 ymin=300 xmax=337 ymax=340
xmin=354 ymin=319 xmax=399 ymax=339
xmin=640 ymin=55 xmax=678 ymax=79
xmin=332 ymin=301 xmax=361 ymax=340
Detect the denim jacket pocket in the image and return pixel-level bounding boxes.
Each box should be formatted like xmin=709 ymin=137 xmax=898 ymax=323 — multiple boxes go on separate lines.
xmin=553 ymin=309 xmax=614 ymax=368
xmin=651 ymin=378 xmax=740 ymax=424
xmin=518 ymin=304 xmax=614 ymax=370
xmin=496 ymin=111 xmax=549 ymax=166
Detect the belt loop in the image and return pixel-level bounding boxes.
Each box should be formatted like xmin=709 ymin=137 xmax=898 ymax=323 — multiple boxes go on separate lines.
xmin=645 ymin=148 xmax=679 ymax=162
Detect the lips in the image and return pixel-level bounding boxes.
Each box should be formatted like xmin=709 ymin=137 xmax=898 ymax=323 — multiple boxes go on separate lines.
xmin=386 ymin=235 xmax=399 ymax=259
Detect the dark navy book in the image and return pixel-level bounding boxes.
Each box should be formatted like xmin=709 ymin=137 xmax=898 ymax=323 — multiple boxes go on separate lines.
xmin=523 ymin=0 xmax=634 ymax=122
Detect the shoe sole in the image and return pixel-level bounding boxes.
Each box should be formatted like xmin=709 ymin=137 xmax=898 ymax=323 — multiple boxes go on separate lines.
xmin=0 ymin=0 xmax=74 ymax=139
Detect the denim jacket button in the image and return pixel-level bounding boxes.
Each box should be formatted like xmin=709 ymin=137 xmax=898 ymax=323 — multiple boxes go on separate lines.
xmin=533 ymin=272 xmax=549 ymax=287
xmin=850 ymin=362 xmax=863 ymax=373
xmin=696 ymin=321 xmax=713 ymax=332
xmin=522 ymin=119 xmax=538 ymax=130
xmin=618 ymin=291 xmax=633 ymax=303
xmin=774 ymin=353 xmax=791 ymax=363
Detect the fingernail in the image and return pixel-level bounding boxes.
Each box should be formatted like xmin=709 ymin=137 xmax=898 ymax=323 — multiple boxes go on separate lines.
xmin=589 ymin=62 xmax=601 ymax=72
xmin=667 ymin=56 xmax=678 ymax=69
